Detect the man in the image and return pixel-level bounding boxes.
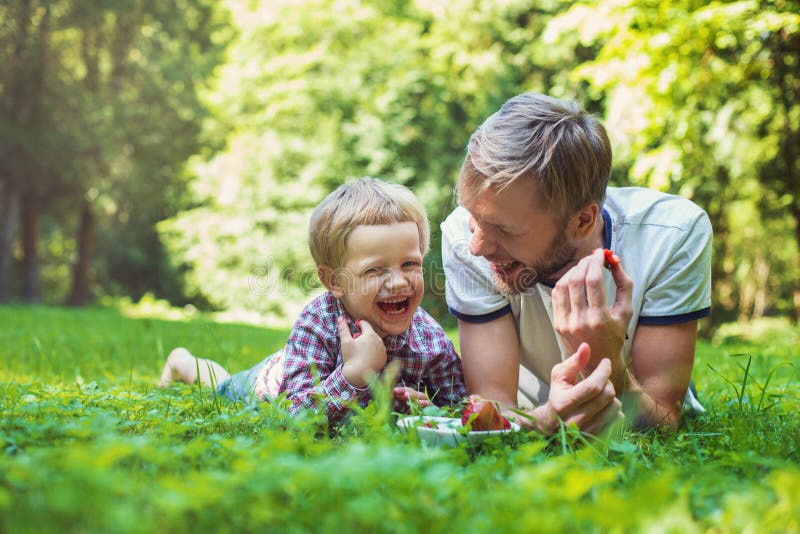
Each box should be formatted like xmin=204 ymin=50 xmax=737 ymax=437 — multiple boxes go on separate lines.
xmin=441 ymin=92 xmax=711 ymax=434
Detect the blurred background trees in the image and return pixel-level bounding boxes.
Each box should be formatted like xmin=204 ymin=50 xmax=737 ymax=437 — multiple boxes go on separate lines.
xmin=1 ymin=0 xmax=797 ymax=329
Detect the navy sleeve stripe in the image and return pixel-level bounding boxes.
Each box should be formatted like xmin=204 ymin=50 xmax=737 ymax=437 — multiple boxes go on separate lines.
xmin=448 ymin=305 xmax=512 ymax=324
xmin=638 ymin=307 xmax=710 ymax=326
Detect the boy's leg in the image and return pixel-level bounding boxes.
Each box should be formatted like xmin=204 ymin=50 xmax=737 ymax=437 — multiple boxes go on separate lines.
xmin=158 ymin=347 xmax=231 ymax=388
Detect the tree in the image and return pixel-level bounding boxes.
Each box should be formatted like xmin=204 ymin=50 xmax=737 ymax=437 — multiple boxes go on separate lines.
xmin=548 ymin=0 xmax=800 ymax=323
xmin=0 ymin=0 xmax=231 ymax=305
xmin=160 ymin=0 xmax=577 ymax=319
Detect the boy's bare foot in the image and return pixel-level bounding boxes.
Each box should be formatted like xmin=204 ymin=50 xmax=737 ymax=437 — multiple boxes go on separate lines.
xmin=158 ymin=347 xmax=194 ymax=388
xmin=157 ymin=347 xmax=230 ymax=388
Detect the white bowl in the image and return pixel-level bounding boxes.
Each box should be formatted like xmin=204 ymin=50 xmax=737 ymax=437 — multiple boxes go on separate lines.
xmin=397 ymin=415 xmax=521 ymax=447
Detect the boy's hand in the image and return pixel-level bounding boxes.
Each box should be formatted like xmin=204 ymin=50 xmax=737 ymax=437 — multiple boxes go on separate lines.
xmin=339 ymin=317 xmax=387 ymax=388
xmin=393 ymin=386 xmax=432 ymax=410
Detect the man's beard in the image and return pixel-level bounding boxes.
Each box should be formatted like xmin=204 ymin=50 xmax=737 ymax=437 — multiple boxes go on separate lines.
xmin=492 ymin=229 xmax=577 ymax=295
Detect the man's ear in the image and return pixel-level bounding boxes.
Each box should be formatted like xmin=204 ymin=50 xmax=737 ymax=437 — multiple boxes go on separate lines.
xmin=567 ymin=203 xmax=599 ymax=239
xmin=318 ymin=265 xmax=345 ymax=298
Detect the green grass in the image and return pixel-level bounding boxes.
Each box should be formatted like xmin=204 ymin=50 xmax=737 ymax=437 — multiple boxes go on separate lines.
xmin=1 ymin=306 xmax=798 ymax=533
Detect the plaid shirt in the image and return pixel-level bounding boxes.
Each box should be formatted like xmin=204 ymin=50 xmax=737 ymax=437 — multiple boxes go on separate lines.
xmin=275 ymin=292 xmax=466 ymax=426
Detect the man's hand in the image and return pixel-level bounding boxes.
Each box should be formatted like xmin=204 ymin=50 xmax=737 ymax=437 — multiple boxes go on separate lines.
xmin=531 ymin=342 xmax=623 ymax=435
xmin=339 ymin=317 xmax=387 ymax=388
xmin=552 ymin=248 xmax=633 ymax=392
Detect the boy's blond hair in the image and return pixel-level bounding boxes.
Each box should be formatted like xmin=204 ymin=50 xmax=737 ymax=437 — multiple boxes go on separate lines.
xmin=457 ymin=92 xmax=611 ymax=222
xmin=309 ymin=177 xmax=430 ymax=268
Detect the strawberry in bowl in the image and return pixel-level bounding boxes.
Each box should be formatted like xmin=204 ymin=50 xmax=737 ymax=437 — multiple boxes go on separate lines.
xmin=461 ymin=395 xmax=512 ymax=431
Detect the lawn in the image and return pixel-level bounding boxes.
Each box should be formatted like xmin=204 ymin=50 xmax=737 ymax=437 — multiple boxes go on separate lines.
xmin=1 ymin=305 xmax=798 ymax=533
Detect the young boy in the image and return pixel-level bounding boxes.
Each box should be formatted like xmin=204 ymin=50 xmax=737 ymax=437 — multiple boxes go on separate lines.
xmin=158 ymin=177 xmax=467 ymax=426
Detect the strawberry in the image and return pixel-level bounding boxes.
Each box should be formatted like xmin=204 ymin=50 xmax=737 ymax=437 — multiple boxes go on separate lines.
xmin=461 ymin=395 xmax=511 ymax=431
xmin=603 ymin=248 xmax=621 ymax=269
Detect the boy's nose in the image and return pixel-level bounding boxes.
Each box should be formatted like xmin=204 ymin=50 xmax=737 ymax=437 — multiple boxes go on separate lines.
xmin=384 ymin=269 xmax=411 ymax=290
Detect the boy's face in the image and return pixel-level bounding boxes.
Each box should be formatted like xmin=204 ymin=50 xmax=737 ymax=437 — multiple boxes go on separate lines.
xmin=325 ymin=221 xmax=424 ymax=337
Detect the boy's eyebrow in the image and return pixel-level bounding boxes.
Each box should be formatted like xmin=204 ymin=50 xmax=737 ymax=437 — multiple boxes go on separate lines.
xmin=352 ymin=253 xmax=422 ymax=270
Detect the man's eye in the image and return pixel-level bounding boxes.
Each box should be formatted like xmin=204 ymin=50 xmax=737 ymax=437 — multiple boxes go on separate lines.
xmin=402 ymin=261 xmax=421 ymax=268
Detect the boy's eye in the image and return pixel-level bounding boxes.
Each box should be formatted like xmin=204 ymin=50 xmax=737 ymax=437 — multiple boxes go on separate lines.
xmin=364 ymin=267 xmax=382 ymax=275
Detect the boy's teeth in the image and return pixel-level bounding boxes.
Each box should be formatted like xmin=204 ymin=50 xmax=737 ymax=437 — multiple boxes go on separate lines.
xmin=377 ymin=297 xmax=410 ymax=316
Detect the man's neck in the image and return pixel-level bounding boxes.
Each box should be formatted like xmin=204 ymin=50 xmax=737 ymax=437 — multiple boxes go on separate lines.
xmin=543 ymin=214 xmax=606 ymax=285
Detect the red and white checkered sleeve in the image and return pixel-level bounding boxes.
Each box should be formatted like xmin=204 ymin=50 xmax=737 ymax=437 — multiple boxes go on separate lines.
xmin=278 ymin=316 xmax=367 ymax=425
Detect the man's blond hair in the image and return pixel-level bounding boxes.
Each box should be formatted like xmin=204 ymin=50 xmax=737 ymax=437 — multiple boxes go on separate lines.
xmin=309 ymin=177 xmax=430 ymax=268
xmin=457 ymin=92 xmax=612 ymax=221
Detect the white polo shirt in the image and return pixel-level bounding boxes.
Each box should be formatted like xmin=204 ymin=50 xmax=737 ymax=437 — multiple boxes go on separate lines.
xmin=441 ymin=186 xmax=712 ymax=408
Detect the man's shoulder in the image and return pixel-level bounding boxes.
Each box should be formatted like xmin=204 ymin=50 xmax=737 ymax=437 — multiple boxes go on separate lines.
xmin=606 ymin=187 xmax=707 ymax=232
xmin=441 ymin=205 xmax=471 ymax=236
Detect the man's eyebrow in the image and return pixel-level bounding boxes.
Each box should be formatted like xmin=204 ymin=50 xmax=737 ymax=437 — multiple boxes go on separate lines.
xmin=484 ymin=218 xmax=518 ymax=232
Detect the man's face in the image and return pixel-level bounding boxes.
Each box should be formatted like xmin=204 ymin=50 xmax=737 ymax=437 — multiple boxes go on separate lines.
xmin=463 ymin=179 xmax=578 ymax=294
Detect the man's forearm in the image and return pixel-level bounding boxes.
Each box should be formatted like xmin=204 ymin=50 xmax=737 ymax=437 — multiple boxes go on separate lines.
xmin=621 ymin=370 xmax=682 ymax=430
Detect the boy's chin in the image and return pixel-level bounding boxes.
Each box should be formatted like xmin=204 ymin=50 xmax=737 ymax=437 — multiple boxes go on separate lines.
xmin=375 ymin=318 xmax=414 ymax=338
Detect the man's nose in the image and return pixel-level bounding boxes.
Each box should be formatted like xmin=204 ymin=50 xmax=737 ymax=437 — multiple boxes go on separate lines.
xmin=469 ymin=222 xmax=496 ymax=257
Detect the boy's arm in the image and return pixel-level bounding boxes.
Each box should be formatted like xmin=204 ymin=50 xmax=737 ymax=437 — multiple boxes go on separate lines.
xmin=419 ymin=332 xmax=467 ymax=407
xmin=279 ymin=322 xmax=372 ymax=426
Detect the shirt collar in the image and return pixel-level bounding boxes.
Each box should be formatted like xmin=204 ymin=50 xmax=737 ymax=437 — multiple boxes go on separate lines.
xmin=602 ymin=207 xmax=612 ymax=249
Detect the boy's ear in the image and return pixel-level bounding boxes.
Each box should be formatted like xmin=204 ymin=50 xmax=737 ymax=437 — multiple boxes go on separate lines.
xmin=317 ymin=265 xmax=345 ymax=298
xmin=567 ymin=202 xmax=599 ymax=239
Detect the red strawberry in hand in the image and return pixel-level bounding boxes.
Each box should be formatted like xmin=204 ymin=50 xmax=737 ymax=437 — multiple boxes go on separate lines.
xmin=603 ymin=249 xmax=621 ymax=269
xmin=461 ymin=395 xmax=511 ymax=431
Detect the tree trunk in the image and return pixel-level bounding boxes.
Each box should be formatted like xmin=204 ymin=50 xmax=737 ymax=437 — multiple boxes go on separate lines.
xmin=792 ymin=206 xmax=800 ymax=324
xmin=20 ymin=191 xmax=41 ymax=303
xmin=67 ymin=199 xmax=96 ymax=306
xmin=0 ymin=181 xmax=21 ymax=302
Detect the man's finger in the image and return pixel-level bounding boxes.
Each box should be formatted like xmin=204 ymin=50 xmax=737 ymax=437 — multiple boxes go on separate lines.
xmin=585 ymin=250 xmax=607 ymax=309
xmin=581 ymin=398 xmax=623 ymax=436
xmin=551 ymin=342 xmax=592 ymax=385
xmin=559 ymin=357 xmax=613 ymax=407
xmin=607 ymin=253 xmax=633 ymax=315
xmin=566 ymin=263 xmax=590 ymax=314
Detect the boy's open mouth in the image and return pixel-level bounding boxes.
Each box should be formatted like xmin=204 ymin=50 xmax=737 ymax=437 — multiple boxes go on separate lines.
xmin=377 ymin=297 xmax=411 ymax=316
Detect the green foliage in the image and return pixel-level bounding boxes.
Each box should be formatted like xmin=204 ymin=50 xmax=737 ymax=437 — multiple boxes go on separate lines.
xmin=548 ymin=0 xmax=800 ymax=320
xmin=0 ymin=0 xmax=233 ymax=304
xmin=159 ymin=0 xmax=572 ymax=320
xmin=5 ymin=0 xmax=798 ymax=326
xmin=1 ymin=306 xmax=798 ymax=532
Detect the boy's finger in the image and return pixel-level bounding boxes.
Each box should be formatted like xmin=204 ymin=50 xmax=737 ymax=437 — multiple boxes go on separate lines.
xmin=337 ymin=316 xmax=352 ymax=341
xmin=358 ymin=319 xmax=377 ymax=335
